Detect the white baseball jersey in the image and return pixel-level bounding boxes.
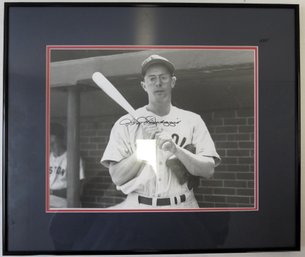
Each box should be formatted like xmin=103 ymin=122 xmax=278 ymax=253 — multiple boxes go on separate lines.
xmin=49 ymin=152 xmax=85 ymax=190
xmin=101 ymin=105 xmax=220 ymax=198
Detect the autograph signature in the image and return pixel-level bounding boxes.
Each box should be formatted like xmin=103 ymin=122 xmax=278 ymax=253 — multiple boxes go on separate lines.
xmin=119 ymin=116 xmax=181 ymax=127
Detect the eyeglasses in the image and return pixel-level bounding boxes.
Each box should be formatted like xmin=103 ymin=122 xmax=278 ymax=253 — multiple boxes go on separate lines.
xmin=145 ymin=74 xmax=172 ymax=85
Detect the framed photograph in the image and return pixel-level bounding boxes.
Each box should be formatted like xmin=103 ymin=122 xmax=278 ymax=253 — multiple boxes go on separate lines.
xmin=3 ymin=2 xmax=300 ymax=254
xmin=47 ymin=45 xmax=258 ymax=212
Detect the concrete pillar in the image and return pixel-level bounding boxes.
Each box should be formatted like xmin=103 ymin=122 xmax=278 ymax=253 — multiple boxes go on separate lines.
xmin=66 ymin=87 xmax=80 ymax=208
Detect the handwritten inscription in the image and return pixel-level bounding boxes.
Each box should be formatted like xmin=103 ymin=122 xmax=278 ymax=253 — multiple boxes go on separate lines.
xmin=119 ymin=116 xmax=181 ymax=127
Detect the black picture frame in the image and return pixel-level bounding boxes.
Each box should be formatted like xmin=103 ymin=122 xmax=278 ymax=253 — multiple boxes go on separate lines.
xmin=2 ymin=2 xmax=300 ymax=255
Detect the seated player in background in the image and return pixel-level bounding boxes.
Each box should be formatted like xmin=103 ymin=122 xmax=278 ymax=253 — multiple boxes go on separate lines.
xmin=49 ymin=122 xmax=85 ymax=208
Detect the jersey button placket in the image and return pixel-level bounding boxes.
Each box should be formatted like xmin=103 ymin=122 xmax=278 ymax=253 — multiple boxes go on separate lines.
xmin=157 ymin=159 xmax=166 ymax=198
xmin=158 ymin=161 xmax=163 ymax=185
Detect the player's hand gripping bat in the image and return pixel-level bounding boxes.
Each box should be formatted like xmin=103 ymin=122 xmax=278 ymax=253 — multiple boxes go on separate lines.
xmin=92 ymin=72 xmax=172 ymax=151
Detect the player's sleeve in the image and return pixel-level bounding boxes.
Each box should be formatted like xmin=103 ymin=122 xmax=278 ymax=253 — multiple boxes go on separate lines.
xmin=193 ymin=115 xmax=221 ymax=167
xmin=100 ymin=119 xmax=133 ymax=168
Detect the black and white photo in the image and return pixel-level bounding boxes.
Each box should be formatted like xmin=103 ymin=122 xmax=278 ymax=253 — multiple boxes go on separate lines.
xmin=48 ymin=47 xmax=257 ymax=211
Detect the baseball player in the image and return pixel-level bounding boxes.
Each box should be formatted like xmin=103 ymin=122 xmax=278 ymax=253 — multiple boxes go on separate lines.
xmin=49 ymin=123 xmax=85 ymax=208
xmin=101 ymin=54 xmax=220 ymax=209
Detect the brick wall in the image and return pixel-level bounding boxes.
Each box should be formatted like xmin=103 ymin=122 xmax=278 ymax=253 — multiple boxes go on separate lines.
xmin=195 ymin=109 xmax=255 ymax=208
xmin=78 ymin=117 xmax=126 ymax=208
xmin=53 ymin=108 xmax=255 ymax=209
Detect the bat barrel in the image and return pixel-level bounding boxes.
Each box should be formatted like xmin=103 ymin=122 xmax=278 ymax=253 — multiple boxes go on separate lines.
xmin=92 ymin=72 xmax=137 ymax=119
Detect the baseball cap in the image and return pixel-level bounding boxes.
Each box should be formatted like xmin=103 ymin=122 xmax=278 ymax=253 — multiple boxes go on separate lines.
xmin=141 ymin=54 xmax=175 ymax=76
xmin=50 ymin=123 xmax=65 ymax=140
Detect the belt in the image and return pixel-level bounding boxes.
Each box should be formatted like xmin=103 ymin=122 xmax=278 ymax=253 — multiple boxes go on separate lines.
xmin=138 ymin=194 xmax=186 ymax=206
xmin=50 ymin=188 xmax=67 ymax=198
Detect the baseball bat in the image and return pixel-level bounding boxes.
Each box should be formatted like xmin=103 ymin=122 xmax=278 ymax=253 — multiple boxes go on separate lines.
xmin=92 ymin=72 xmax=137 ymax=119
xmin=92 ymin=72 xmax=171 ymax=150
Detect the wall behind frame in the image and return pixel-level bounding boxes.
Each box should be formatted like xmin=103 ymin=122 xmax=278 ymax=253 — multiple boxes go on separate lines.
xmin=0 ymin=0 xmax=304 ymax=256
